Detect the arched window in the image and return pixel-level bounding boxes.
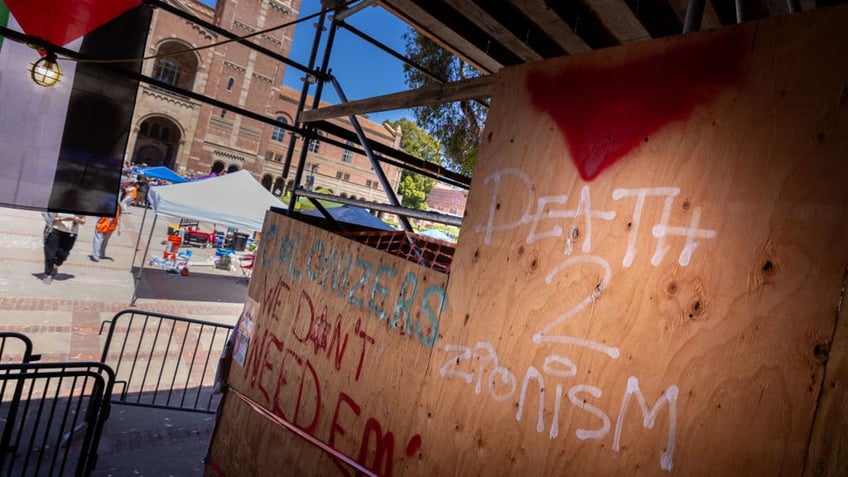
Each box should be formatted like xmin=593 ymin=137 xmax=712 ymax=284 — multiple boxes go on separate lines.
xmin=274 ymin=178 xmax=286 ymax=195
xmin=271 ymin=116 xmax=287 ymax=142
xmin=152 ymin=41 xmax=199 ymax=91
xmin=226 ymin=77 xmax=235 ymax=91
xmin=154 ymin=58 xmax=180 ymax=86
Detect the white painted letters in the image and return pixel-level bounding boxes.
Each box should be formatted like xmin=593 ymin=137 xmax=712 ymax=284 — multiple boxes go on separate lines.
xmin=613 ymin=377 xmax=678 ymax=471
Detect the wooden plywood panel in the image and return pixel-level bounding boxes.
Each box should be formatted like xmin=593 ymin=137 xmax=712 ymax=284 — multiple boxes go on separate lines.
xmin=209 ymin=213 xmax=448 ymax=476
xmin=208 ymin=6 xmax=848 ymax=477
xmin=416 ymin=6 xmax=848 ymax=477
xmin=805 ymin=268 xmax=848 ymax=476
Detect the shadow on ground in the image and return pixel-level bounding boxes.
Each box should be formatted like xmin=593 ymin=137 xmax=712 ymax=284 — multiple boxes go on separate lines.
xmin=96 ymin=386 xmax=221 ymax=476
xmin=30 ymin=272 xmax=76 ymax=282
xmin=132 ymin=267 xmax=247 ymax=303
xmin=93 ymin=404 xmax=216 ymax=477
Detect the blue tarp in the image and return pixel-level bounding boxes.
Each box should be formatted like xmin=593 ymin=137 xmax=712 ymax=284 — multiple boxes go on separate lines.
xmin=134 ymin=166 xmax=187 ymax=183
xmin=301 ymin=205 xmax=395 ymax=231
xmin=418 ymin=228 xmax=453 ymax=242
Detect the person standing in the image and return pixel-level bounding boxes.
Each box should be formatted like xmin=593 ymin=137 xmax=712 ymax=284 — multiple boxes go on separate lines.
xmin=90 ymin=209 xmax=121 ymax=262
xmin=42 ymin=213 xmax=86 ymax=284
xmin=120 ymin=183 xmax=136 ymax=212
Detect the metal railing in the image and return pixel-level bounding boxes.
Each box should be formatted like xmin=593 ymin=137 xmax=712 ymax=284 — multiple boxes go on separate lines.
xmin=0 ymin=332 xmax=41 ymax=364
xmin=0 ymin=361 xmax=114 ymax=477
xmin=99 ymin=309 xmax=234 ymax=414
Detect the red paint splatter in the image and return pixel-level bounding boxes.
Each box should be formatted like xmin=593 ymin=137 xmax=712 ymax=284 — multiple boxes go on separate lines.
xmin=527 ymin=28 xmax=750 ymax=181
xmin=4 ymin=0 xmax=141 ymax=47
xmin=405 ymin=434 xmax=422 ymax=458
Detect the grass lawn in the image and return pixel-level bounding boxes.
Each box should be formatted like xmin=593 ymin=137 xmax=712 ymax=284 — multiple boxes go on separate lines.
xmin=281 ymin=191 xmax=342 ymax=211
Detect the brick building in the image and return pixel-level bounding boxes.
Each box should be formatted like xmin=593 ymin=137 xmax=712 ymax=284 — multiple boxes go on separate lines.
xmin=125 ymin=0 xmax=402 ymax=202
xmin=425 ymin=185 xmax=467 ymax=217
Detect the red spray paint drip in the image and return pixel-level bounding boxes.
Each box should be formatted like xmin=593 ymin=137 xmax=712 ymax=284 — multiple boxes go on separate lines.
xmin=526 ymin=28 xmax=750 ymax=181
xmin=4 ymin=0 xmax=141 ymax=47
xmin=405 ymin=434 xmax=422 ymax=458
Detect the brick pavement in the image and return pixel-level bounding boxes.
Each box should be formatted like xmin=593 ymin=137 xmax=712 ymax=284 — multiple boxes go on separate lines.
xmin=0 ymin=204 xmax=249 ymax=476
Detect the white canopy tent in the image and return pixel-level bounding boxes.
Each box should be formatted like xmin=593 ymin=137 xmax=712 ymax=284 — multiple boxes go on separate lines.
xmin=131 ymin=170 xmax=285 ymax=304
xmin=148 ymin=170 xmax=283 ymax=230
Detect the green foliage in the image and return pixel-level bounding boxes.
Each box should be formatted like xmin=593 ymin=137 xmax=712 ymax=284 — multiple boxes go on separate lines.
xmin=391 ymin=118 xmax=441 ymax=163
xmin=385 ymin=118 xmax=440 ymax=210
xmin=398 ymin=174 xmax=429 ymax=210
xmin=402 ymin=31 xmax=487 ymax=176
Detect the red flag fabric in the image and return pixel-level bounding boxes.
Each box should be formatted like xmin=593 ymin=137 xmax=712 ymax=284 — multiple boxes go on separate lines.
xmin=3 ymin=0 xmax=140 ymax=46
xmin=526 ymin=29 xmax=749 ymax=181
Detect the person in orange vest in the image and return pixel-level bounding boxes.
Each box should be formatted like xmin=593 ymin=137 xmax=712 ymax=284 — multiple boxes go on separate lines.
xmin=90 ymin=209 xmax=121 ymax=262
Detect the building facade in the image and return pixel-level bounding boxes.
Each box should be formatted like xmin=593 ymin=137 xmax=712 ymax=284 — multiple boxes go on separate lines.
xmin=126 ymin=0 xmax=401 ymax=203
xmin=426 ymin=185 xmax=467 ymax=217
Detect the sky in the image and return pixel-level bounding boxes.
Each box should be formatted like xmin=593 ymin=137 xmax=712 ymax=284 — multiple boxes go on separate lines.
xmin=201 ymin=0 xmax=415 ymax=124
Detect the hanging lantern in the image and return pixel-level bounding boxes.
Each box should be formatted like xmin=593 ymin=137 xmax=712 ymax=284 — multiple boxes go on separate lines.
xmin=30 ymin=53 xmax=61 ymax=87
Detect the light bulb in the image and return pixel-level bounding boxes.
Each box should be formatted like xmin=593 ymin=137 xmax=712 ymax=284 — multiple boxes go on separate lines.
xmin=30 ymin=56 xmax=61 ymax=87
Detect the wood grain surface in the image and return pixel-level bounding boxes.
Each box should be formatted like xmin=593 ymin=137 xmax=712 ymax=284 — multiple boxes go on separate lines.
xmin=208 ymin=5 xmax=848 ymax=476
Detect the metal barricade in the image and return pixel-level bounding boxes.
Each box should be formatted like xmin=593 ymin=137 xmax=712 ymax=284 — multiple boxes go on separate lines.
xmin=99 ymin=309 xmax=234 ymax=414
xmin=0 ymin=362 xmax=114 ymax=477
xmin=0 ymin=332 xmax=41 ymax=364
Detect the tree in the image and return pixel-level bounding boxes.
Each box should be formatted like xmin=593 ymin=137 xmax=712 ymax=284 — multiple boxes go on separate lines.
xmin=402 ymin=31 xmax=488 ymax=176
xmin=385 ymin=118 xmax=440 ymax=210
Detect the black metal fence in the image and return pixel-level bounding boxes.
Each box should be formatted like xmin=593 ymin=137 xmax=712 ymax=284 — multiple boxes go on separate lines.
xmin=99 ymin=309 xmax=234 ymax=414
xmin=0 ymin=310 xmax=234 ymax=476
xmin=0 ymin=361 xmax=114 ymax=477
xmin=0 ymin=332 xmax=40 ymax=364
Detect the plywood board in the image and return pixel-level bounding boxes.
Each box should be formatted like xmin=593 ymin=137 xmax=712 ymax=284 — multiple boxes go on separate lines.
xmin=209 ymin=213 xmax=448 ymax=476
xmin=208 ymin=5 xmax=848 ymax=476
xmin=416 ymin=5 xmax=848 ymax=477
xmin=805 ymin=269 xmax=848 ymax=477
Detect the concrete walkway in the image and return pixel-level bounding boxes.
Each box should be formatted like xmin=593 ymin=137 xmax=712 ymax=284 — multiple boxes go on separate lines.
xmin=0 ymin=203 xmax=250 ymax=476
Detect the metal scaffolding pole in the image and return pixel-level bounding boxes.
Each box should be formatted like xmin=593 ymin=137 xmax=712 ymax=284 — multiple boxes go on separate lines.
xmin=329 ymin=76 xmax=413 ymax=231
xmin=683 ymin=0 xmax=706 ymax=33
xmin=336 ymin=21 xmax=489 ymax=109
xmin=295 ymin=188 xmax=462 ymax=226
xmin=288 ymin=16 xmax=340 ymax=213
xmin=281 ymin=9 xmax=330 ymax=190
xmin=787 ymin=0 xmax=801 ymax=13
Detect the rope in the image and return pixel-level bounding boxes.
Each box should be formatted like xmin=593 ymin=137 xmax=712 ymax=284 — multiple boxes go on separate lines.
xmin=228 ymin=386 xmax=377 ymax=477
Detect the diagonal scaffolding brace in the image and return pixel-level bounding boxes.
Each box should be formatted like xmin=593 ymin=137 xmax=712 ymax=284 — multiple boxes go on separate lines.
xmin=328 ymin=76 xmax=414 ymax=231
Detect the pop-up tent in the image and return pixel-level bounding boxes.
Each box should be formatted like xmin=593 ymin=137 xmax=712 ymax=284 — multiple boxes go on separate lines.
xmin=131 ymin=170 xmax=285 ymax=304
xmin=148 ymin=170 xmax=282 ymax=230
xmin=133 ymin=166 xmax=187 ymax=184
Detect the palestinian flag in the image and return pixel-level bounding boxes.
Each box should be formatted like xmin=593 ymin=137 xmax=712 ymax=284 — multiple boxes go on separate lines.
xmin=0 ymin=0 xmax=151 ymax=215
xmin=0 ymin=3 xmax=7 ymax=49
